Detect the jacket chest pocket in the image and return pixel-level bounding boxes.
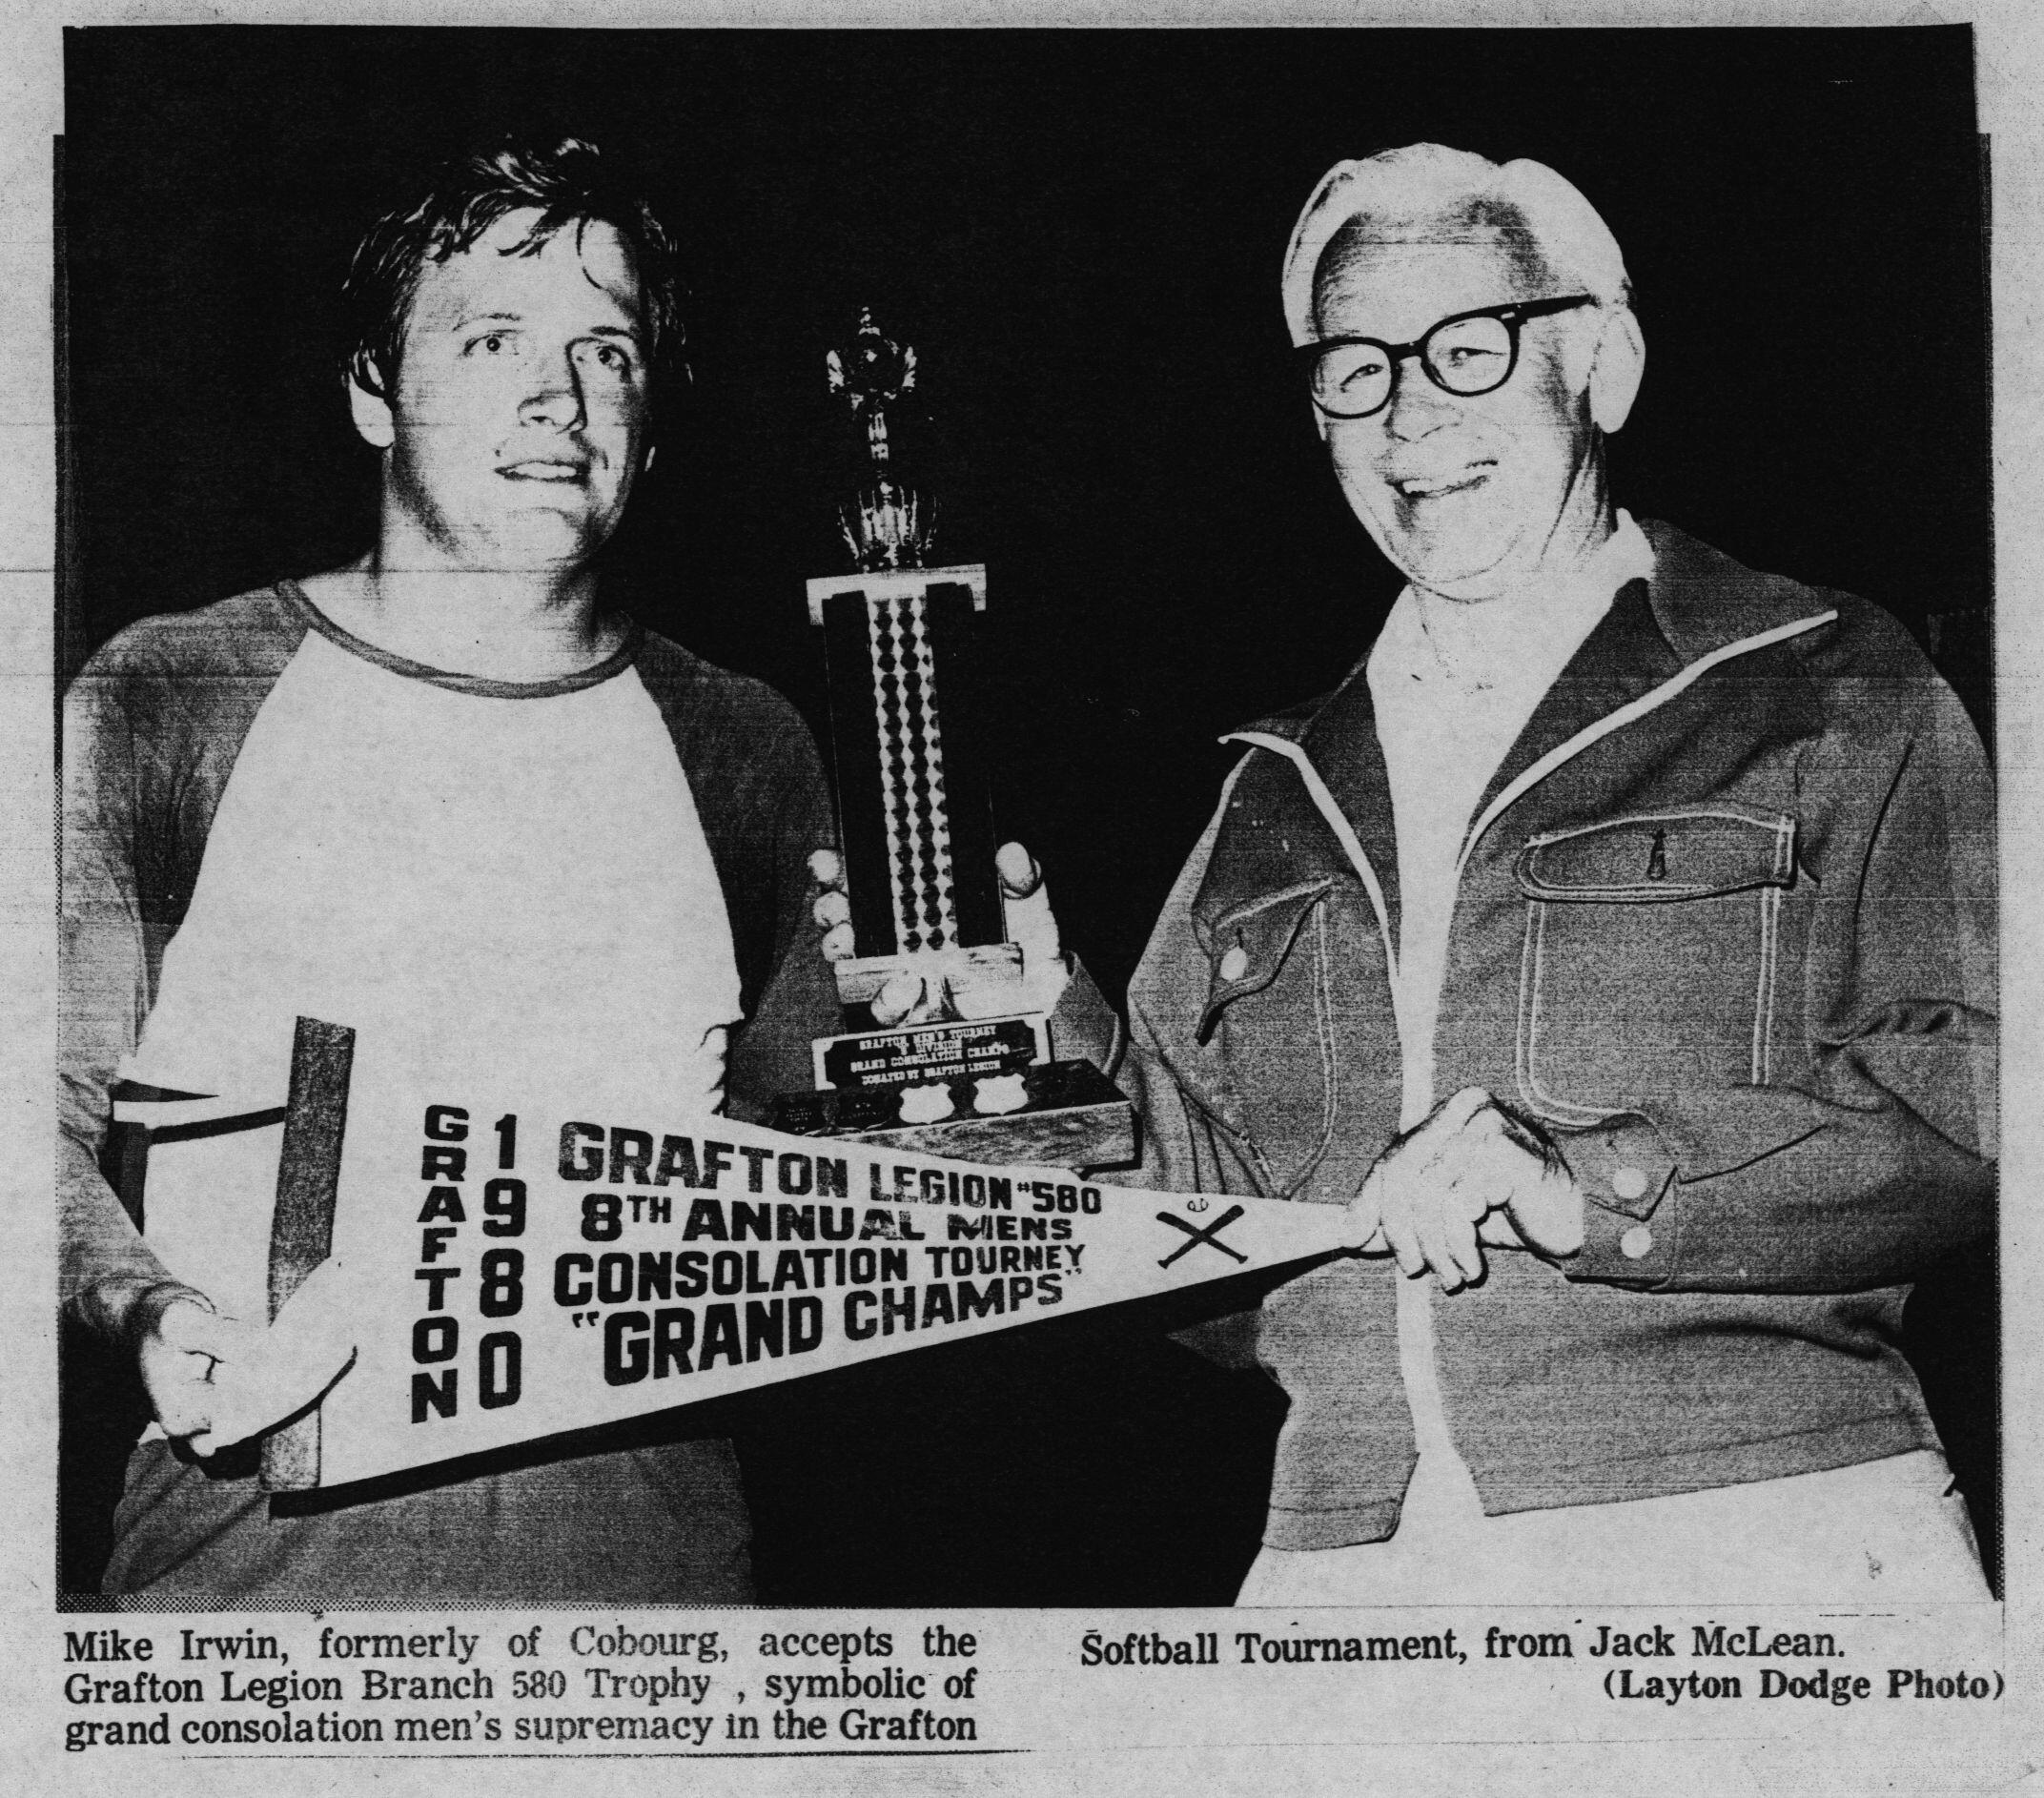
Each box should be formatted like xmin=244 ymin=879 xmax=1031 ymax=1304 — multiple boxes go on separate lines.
xmin=1513 ymin=808 xmax=1798 ymax=1126
xmin=1196 ymin=878 xmax=1347 ymax=1196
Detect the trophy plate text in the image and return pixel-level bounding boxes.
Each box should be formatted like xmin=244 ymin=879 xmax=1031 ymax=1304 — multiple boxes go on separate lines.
xmin=814 ymin=1012 xmax=1049 ymax=1093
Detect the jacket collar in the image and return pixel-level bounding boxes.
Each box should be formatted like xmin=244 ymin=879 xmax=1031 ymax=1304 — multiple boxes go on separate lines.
xmin=1636 ymin=519 xmax=1838 ymax=664
xmin=1191 ymin=519 xmax=1835 ymax=955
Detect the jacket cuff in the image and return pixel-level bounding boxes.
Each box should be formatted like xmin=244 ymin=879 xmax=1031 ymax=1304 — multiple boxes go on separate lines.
xmin=1556 ymin=1117 xmax=1679 ymax=1287
xmin=1568 ymin=1192 xmax=1681 ymax=1286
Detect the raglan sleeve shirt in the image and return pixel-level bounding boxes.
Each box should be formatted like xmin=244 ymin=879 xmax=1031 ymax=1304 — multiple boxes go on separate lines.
xmin=60 ymin=597 xmax=846 ymax=1349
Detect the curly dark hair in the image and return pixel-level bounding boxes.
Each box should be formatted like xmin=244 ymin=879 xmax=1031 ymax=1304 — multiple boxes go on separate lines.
xmin=342 ymin=135 xmax=684 ymax=409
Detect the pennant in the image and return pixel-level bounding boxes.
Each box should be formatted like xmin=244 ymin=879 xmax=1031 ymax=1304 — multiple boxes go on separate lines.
xmin=129 ymin=1021 xmax=1366 ymax=1491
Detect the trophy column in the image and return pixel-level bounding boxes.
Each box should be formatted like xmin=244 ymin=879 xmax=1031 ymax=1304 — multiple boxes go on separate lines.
xmin=808 ymin=563 xmax=1011 ymax=1007
xmin=769 ymin=314 xmax=1134 ymax=1168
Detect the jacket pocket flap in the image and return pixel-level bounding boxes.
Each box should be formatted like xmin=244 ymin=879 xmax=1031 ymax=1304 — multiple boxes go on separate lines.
xmin=1517 ymin=809 xmax=1797 ymax=903
xmin=1195 ymin=877 xmax=1334 ymax=1043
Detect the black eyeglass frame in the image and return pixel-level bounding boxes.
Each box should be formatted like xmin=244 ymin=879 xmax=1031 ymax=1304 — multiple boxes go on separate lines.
xmin=1298 ymin=293 xmax=1599 ymax=418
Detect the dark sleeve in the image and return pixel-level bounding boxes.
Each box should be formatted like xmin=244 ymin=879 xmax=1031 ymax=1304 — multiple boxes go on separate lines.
xmin=59 ymin=670 xmax=210 ymax=1342
xmin=1560 ymin=664 xmax=1996 ymax=1295
xmin=628 ymin=634 xmax=845 ymax=1119
xmin=724 ymin=712 xmax=843 ymax=1122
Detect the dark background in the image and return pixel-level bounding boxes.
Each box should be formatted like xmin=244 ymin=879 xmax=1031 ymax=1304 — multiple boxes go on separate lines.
xmin=59 ymin=25 xmax=1996 ymax=1603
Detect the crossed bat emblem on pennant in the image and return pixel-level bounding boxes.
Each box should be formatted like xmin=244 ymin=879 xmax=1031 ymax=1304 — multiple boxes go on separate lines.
xmin=1155 ymin=1204 xmax=1247 ymax=1269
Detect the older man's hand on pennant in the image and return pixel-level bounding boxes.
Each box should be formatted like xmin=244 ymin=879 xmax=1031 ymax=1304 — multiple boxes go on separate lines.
xmin=1349 ymin=1088 xmax=1586 ymax=1292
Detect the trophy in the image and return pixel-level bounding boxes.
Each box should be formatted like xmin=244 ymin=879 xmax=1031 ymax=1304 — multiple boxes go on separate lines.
xmin=770 ymin=312 xmax=1136 ymax=1168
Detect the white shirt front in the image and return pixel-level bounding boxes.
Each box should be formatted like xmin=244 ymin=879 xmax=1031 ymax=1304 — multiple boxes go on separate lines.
xmin=1361 ymin=514 xmax=1656 ymax=1549
xmin=126 ymin=627 xmax=743 ymax=1324
xmin=1366 ymin=511 xmax=1657 ymax=1120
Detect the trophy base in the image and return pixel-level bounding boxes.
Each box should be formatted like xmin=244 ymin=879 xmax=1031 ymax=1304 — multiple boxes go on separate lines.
xmin=769 ymin=1060 xmax=1137 ymax=1171
xmin=830 ymin=942 xmax=1025 ymax=1009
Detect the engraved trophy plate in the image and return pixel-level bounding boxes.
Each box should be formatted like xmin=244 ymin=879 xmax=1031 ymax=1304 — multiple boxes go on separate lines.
xmin=770 ymin=312 xmax=1135 ymax=1169
xmin=812 ymin=1013 xmax=1049 ymax=1094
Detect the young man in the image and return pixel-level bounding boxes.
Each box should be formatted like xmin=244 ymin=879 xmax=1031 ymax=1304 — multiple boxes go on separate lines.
xmin=61 ymin=137 xmax=837 ymax=1604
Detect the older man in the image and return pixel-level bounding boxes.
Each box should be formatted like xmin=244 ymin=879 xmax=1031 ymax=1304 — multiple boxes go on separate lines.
xmin=1079 ymin=144 xmax=1995 ymax=1604
xmin=61 ymin=136 xmax=836 ymax=1603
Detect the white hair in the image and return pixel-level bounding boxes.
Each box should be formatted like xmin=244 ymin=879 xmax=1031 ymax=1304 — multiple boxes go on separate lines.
xmin=1281 ymin=143 xmax=1631 ymax=346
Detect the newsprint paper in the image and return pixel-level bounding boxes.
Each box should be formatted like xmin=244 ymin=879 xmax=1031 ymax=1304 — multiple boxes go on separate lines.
xmin=5 ymin=5 xmax=2044 ymax=1795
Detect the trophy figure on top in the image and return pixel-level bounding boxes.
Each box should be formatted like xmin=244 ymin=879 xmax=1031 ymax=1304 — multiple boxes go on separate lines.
xmin=770 ymin=311 xmax=1134 ymax=1167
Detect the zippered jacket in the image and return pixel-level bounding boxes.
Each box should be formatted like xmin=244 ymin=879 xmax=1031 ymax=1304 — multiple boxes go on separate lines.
xmin=1112 ymin=521 xmax=1996 ymax=1551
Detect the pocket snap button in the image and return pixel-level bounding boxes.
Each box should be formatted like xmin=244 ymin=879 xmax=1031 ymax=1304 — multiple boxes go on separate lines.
xmin=1611 ymin=1165 xmax=1650 ymax=1201
xmin=1620 ymin=1225 xmax=1654 ymax=1259
xmin=1218 ymin=946 xmax=1249 ymax=982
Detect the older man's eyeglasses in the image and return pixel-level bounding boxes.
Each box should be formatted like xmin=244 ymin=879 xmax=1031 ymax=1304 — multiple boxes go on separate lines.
xmin=1300 ymin=294 xmax=1596 ymax=419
